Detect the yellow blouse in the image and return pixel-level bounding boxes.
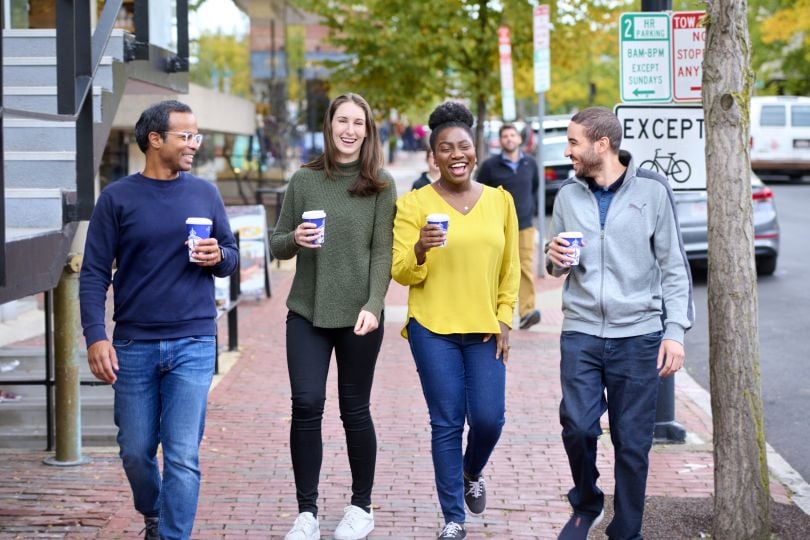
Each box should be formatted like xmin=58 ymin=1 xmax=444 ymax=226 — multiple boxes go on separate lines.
xmin=392 ymin=184 xmax=520 ymax=337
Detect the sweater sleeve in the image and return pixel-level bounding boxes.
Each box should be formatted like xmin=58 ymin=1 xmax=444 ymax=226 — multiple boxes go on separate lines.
xmin=654 ymin=187 xmax=694 ymax=343
xmin=79 ymin=192 xmax=117 ymax=347
xmin=392 ymin=191 xmax=428 ymax=286
xmin=269 ymin=175 xmax=300 ymax=260
xmin=496 ymin=188 xmax=521 ymax=327
xmin=211 ymin=188 xmax=239 ymax=278
xmin=362 ymin=177 xmax=397 ymax=318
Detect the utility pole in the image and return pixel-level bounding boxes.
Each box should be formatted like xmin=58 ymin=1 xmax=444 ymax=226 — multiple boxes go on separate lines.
xmin=44 ymin=254 xmax=90 ymax=466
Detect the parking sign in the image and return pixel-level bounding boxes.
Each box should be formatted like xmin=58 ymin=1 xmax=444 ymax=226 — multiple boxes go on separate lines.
xmin=620 ymin=13 xmax=672 ymax=103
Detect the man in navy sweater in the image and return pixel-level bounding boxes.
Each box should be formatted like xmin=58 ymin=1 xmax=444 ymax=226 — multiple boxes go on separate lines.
xmin=79 ymin=100 xmax=238 ymax=540
xmin=477 ymin=124 xmax=542 ymax=330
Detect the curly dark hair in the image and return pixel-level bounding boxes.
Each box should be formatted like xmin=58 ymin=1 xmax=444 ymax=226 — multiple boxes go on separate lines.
xmin=428 ymin=101 xmax=475 ymax=152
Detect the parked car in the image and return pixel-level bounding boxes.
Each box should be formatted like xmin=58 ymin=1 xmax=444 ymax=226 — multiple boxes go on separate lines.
xmin=540 ymin=135 xmax=573 ymax=207
xmin=749 ymin=95 xmax=810 ymax=181
xmin=674 ymin=172 xmax=780 ymax=275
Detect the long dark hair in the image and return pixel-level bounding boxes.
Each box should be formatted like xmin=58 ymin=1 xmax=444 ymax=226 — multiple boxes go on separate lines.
xmin=304 ymin=93 xmax=387 ymax=196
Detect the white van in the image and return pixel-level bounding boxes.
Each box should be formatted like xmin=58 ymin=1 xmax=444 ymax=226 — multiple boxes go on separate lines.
xmin=749 ymin=96 xmax=810 ymax=181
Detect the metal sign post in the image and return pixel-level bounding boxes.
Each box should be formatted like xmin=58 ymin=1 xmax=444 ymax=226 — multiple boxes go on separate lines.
xmin=533 ymin=5 xmax=550 ymax=275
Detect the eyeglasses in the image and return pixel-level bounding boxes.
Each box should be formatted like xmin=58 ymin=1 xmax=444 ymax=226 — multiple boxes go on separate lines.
xmin=161 ymin=131 xmax=204 ymax=145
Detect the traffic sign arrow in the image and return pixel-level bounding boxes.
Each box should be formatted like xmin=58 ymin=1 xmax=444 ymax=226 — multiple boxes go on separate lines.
xmin=633 ymin=88 xmax=655 ymax=97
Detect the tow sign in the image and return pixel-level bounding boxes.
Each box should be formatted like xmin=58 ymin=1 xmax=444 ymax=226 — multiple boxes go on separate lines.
xmin=672 ymin=12 xmax=706 ymax=102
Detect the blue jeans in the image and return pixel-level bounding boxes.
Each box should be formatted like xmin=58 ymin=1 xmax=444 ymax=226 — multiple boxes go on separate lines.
xmin=559 ymin=331 xmax=662 ymax=540
xmin=407 ymin=319 xmax=506 ymax=524
xmin=113 ymin=337 xmax=215 ymax=540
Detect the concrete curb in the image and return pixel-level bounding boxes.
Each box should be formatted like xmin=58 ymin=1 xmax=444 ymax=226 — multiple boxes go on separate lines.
xmin=677 ymin=370 xmax=810 ymax=516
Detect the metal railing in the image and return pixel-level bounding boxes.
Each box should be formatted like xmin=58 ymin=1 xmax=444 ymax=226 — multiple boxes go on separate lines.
xmin=1 ymin=235 xmax=243 ymax=451
xmin=0 ymin=0 xmax=192 ymax=449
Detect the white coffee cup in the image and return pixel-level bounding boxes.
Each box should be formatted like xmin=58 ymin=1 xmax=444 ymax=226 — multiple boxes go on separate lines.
xmin=560 ymin=231 xmax=583 ymax=266
xmin=302 ymin=210 xmax=326 ymax=245
xmin=426 ymin=213 xmax=450 ymax=247
xmin=186 ymin=217 xmax=213 ymax=262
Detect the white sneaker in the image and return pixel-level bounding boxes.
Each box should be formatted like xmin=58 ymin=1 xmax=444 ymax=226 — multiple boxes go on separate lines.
xmin=285 ymin=512 xmax=320 ymax=540
xmin=333 ymin=505 xmax=374 ymax=540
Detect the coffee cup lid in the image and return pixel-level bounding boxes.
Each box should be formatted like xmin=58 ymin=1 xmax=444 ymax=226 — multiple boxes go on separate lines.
xmin=186 ymin=217 xmax=212 ymax=225
xmin=560 ymin=231 xmax=583 ymax=238
xmin=302 ymin=210 xmax=326 ymax=219
xmin=426 ymin=213 xmax=450 ymax=222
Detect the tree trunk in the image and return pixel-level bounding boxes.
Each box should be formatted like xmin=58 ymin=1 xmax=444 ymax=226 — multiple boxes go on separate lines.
xmin=703 ymin=1 xmax=771 ymax=538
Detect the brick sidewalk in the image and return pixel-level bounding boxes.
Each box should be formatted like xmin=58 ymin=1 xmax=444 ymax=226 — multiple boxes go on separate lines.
xmin=0 ymin=267 xmax=799 ymax=539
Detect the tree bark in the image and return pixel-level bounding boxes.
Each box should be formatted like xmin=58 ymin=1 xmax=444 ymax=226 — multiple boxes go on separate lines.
xmin=703 ymin=1 xmax=771 ymax=538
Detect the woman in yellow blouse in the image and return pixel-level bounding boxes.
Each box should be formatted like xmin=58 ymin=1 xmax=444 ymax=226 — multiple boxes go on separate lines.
xmin=392 ymin=101 xmax=519 ymax=540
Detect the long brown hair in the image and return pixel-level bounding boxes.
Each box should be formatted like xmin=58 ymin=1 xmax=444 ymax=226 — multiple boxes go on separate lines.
xmin=304 ymin=93 xmax=387 ymax=196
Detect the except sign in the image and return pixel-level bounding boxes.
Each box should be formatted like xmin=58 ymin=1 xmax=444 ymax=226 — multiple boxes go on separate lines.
xmin=672 ymin=11 xmax=706 ymax=102
xmin=615 ymin=105 xmax=705 ymax=190
xmin=620 ymin=13 xmax=672 ymax=103
xmin=533 ymin=5 xmax=551 ymax=94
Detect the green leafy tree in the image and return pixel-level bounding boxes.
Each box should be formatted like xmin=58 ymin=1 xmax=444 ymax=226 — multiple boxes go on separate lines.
xmin=294 ymin=0 xmax=549 ymax=154
xmin=190 ymin=31 xmax=252 ymax=98
xmin=752 ymin=0 xmax=810 ymax=95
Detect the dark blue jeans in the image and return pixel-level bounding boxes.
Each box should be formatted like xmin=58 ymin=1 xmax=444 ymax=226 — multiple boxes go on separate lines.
xmin=407 ymin=319 xmax=506 ymax=524
xmin=559 ymin=331 xmax=662 ymax=540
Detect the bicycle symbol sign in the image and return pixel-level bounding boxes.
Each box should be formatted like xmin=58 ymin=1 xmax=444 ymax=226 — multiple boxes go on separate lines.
xmin=638 ymin=149 xmax=691 ymax=183
xmin=616 ymin=104 xmax=705 ymax=190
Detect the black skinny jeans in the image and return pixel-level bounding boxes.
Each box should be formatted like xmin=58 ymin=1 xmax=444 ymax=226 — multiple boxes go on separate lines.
xmin=285 ymin=311 xmax=383 ymax=516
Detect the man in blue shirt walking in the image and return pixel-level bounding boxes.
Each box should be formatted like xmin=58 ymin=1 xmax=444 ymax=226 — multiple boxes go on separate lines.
xmin=79 ymin=100 xmax=238 ymax=540
xmin=478 ymin=124 xmax=541 ymax=329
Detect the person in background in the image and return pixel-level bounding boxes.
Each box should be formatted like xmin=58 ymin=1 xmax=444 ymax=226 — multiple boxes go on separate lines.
xmin=411 ymin=148 xmax=441 ymax=191
xmin=546 ymin=107 xmax=693 ymax=540
xmin=392 ymin=101 xmax=519 ymax=539
xmin=477 ymin=123 xmax=542 ymax=330
xmin=79 ymin=100 xmax=238 ymax=540
xmin=270 ymin=93 xmax=396 ymax=540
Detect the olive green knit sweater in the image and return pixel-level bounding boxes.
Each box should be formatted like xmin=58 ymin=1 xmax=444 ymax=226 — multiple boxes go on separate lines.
xmin=269 ymin=161 xmax=396 ymax=328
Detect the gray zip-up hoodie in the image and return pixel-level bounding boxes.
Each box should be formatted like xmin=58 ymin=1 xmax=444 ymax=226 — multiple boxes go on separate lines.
xmin=548 ymin=152 xmax=694 ymax=343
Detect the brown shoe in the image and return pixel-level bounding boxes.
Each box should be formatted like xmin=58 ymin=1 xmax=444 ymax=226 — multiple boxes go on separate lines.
xmin=519 ymin=309 xmax=541 ymax=329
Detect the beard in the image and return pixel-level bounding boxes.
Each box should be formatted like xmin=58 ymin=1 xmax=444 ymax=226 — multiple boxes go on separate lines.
xmin=573 ymin=147 xmax=602 ymax=179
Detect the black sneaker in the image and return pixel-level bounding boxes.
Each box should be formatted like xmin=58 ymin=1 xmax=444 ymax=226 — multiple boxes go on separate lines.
xmin=438 ymin=522 xmax=466 ymax=539
xmin=142 ymin=516 xmax=159 ymax=540
xmin=558 ymin=509 xmax=604 ymax=539
xmin=519 ymin=309 xmax=541 ymax=330
xmin=463 ymin=473 xmax=486 ymax=515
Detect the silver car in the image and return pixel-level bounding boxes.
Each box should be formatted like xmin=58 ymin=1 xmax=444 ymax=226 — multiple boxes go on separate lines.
xmin=674 ymin=173 xmax=780 ymax=275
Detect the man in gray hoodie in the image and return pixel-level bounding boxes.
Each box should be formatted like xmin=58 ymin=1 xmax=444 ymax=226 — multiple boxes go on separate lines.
xmin=546 ymin=107 xmax=693 ymax=540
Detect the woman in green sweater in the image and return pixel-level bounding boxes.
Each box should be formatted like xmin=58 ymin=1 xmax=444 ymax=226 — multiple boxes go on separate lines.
xmin=269 ymin=93 xmax=396 ymax=540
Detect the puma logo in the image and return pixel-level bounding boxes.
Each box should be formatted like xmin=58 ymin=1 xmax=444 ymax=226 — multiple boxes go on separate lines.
xmin=629 ymin=203 xmax=647 ymax=215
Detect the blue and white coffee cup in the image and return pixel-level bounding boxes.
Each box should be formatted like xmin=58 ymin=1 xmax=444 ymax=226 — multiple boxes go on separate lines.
xmin=186 ymin=217 xmax=213 ymax=262
xmin=426 ymin=213 xmax=450 ymax=247
xmin=302 ymin=210 xmax=326 ymax=245
xmin=560 ymin=231 xmax=583 ymax=266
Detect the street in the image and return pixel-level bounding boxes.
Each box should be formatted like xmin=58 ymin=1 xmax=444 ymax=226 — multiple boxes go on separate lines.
xmin=684 ymin=180 xmax=810 ymax=483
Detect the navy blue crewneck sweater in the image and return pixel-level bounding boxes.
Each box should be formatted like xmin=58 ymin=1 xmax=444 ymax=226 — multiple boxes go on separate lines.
xmin=80 ymin=172 xmax=238 ymax=346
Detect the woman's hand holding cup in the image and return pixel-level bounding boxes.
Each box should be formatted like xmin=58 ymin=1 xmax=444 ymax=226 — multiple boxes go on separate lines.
xmin=294 ymin=221 xmax=322 ymax=248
